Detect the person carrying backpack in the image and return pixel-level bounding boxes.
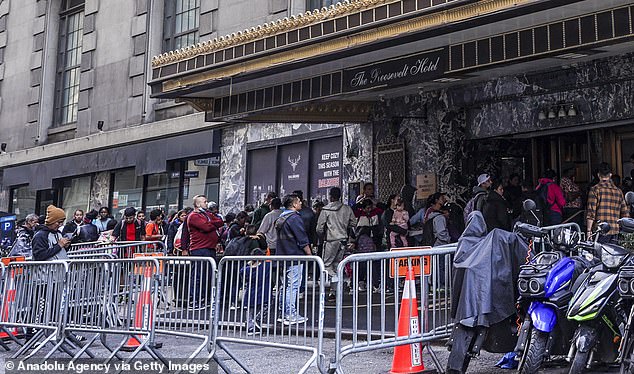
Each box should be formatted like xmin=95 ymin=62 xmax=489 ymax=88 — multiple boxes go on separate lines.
xmin=536 ymin=169 xmax=566 ymax=226
xmin=422 ymin=192 xmax=451 ymax=247
xmin=463 ymin=173 xmax=492 ymax=224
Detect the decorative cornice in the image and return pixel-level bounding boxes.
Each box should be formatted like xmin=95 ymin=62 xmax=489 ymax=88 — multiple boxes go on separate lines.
xmin=152 ymin=0 xmax=398 ymax=68
xmin=158 ymin=0 xmax=528 ymax=93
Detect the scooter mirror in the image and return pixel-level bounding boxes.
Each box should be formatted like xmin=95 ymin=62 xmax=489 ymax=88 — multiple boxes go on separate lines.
xmin=626 ymin=191 xmax=634 ymax=206
xmin=599 ymin=221 xmax=611 ymax=234
xmin=523 ymin=199 xmax=537 ymax=212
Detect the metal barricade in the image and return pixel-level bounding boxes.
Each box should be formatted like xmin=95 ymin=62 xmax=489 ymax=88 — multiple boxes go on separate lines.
xmin=152 ymin=256 xmax=217 ymax=362
xmin=67 ymin=241 xmax=166 ymax=259
xmin=330 ymin=246 xmax=457 ymax=373
xmin=215 ymin=255 xmax=327 ymax=374
xmin=0 ymin=261 xmax=69 ymax=359
xmin=45 ymin=258 xmax=163 ymax=364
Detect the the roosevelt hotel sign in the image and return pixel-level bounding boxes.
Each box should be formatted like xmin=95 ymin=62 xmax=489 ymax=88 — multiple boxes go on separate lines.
xmin=342 ymin=48 xmax=447 ymax=93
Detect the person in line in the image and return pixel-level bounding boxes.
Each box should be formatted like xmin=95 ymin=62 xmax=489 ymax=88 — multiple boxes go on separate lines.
xmin=292 ymin=190 xmax=316 ymax=247
xmin=32 ymin=205 xmax=71 ymax=261
xmin=316 ymin=187 xmax=357 ymax=301
xmin=536 ymin=169 xmax=566 ymax=225
xmin=93 ymin=207 xmax=113 ymax=233
xmin=62 ymin=209 xmax=85 ymax=239
xmin=9 ymin=214 xmax=39 ymax=258
xmin=482 ymin=180 xmax=512 ymax=232
xmin=227 ymin=211 xmax=249 ymax=242
xmin=560 ymin=166 xmax=583 ymax=228
xmin=77 ymin=210 xmax=99 ymax=243
xmin=586 ymin=162 xmax=630 ymax=243
xmin=252 ymin=192 xmax=277 ymax=229
xmin=424 ymin=193 xmax=451 ymax=247
xmin=389 ymin=198 xmax=409 ymax=248
xmin=145 ymin=209 xmax=165 ymax=242
xmin=257 ymin=197 xmax=283 ymax=255
xmin=167 ymin=208 xmax=191 ymax=255
xmin=187 ymin=195 xmax=224 ymax=308
xmin=504 ymin=173 xmax=523 ymax=219
xmin=275 ymin=194 xmax=312 ymax=324
xmin=239 ymin=247 xmax=272 ymax=336
xmin=463 ymin=173 xmax=491 ymax=223
xmin=112 ymin=207 xmax=145 ymax=242
xmin=352 ymin=199 xmax=382 ymax=292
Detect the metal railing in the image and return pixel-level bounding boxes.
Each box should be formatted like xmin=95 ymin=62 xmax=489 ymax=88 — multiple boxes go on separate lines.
xmin=215 ymin=255 xmax=327 ymax=374
xmin=330 ymin=245 xmax=457 ymax=373
xmin=68 ymin=241 xmax=166 ymax=259
xmin=153 ymin=256 xmax=217 ymax=362
xmin=0 ymin=261 xmax=69 ymax=359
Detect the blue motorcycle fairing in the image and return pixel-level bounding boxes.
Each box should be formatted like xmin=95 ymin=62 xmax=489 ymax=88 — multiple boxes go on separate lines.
xmin=529 ymin=301 xmax=557 ymax=333
xmin=544 ymin=257 xmax=575 ymax=298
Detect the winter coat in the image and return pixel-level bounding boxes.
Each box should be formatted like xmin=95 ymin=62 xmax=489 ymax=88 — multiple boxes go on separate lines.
xmin=9 ymin=225 xmax=35 ymax=258
xmin=536 ymin=178 xmax=566 ymax=215
xmin=316 ymin=201 xmax=356 ymax=242
xmin=78 ymin=223 xmax=99 ymax=243
xmin=32 ymin=226 xmax=69 ymax=261
xmin=482 ymin=192 xmax=512 ymax=232
xmin=275 ymin=210 xmax=310 ymax=256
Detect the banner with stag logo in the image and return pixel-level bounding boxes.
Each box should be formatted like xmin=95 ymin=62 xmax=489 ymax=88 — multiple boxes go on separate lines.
xmin=278 ymin=142 xmax=309 ymax=198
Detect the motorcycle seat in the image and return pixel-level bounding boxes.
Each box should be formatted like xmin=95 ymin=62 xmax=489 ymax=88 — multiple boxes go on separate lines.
xmin=619 ymin=218 xmax=634 ymax=234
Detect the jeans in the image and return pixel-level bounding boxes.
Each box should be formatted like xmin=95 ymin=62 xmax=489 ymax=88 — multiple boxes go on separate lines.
xmin=189 ymin=248 xmax=215 ymax=303
xmin=283 ymin=264 xmax=303 ymax=317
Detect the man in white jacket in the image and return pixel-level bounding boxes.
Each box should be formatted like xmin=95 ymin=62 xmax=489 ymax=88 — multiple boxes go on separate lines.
xmin=316 ymin=187 xmax=357 ymax=300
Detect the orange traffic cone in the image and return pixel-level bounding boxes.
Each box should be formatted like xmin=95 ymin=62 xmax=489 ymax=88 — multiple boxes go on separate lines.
xmin=390 ymin=268 xmax=433 ymax=374
xmin=122 ymin=264 xmax=154 ymax=352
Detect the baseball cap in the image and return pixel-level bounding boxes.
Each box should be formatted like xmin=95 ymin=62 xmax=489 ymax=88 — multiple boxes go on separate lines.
xmin=477 ymin=174 xmax=491 ymax=186
xmin=207 ymin=201 xmax=218 ymax=209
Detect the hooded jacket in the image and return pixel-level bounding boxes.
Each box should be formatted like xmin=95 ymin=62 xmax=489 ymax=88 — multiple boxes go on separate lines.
xmin=316 ymin=200 xmax=357 ymax=242
xmin=9 ymin=225 xmax=36 ymax=258
xmin=32 ymin=226 xmax=68 ymax=261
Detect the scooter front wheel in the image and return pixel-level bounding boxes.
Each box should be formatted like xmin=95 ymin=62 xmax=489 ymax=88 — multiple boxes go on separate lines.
xmin=520 ymin=329 xmax=548 ymax=374
xmin=569 ymin=350 xmax=590 ymax=374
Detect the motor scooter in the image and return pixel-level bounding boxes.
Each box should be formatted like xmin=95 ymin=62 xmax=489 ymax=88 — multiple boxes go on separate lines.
xmin=566 ymin=219 xmax=633 ymax=374
xmin=513 ymin=208 xmax=591 ymax=374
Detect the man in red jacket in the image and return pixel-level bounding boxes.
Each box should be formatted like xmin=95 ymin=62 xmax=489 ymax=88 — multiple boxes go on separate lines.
xmin=187 ymin=194 xmax=223 ymax=308
xmin=188 ymin=194 xmax=224 ymax=260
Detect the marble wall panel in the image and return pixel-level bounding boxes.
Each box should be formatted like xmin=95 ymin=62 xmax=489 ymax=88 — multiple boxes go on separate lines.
xmin=90 ymin=171 xmax=110 ymax=210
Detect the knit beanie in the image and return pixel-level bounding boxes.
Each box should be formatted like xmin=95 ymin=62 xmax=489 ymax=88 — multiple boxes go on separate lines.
xmin=45 ymin=205 xmax=66 ymax=226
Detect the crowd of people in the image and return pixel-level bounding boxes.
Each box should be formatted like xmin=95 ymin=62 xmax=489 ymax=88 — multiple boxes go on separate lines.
xmin=6 ymin=159 xmax=632 ymax=321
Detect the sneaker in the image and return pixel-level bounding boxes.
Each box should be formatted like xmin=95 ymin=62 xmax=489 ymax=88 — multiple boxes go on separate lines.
xmin=299 ymin=292 xmax=305 ymax=300
xmin=359 ymin=281 xmax=367 ymax=292
xmin=229 ymin=302 xmax=237 ymax=311
xmin=385 ymin=288 xmax=394 ymax=295
xmin=327 ymin=292 xmax=336 ymax=302
xmin=283 ymin=315 xmax=307 ymax=325
xmin=246 ymin=325 xmax=261 ymax=336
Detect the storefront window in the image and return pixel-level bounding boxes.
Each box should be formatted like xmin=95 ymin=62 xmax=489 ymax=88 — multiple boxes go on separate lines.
xmin=183 ymin=156 xmax=220 ymax=206
xmin=145 ymin=162 xmax=181 ymax=216
xmin=10 ymin=186 xmax=36 ymax=220
xmin=111 ymin=169 xmax=144 ymax=220
xmin=37 ymin=189 xmax=56 ymax=217
xmin=60 ymin=176 xmax=91 ymax=220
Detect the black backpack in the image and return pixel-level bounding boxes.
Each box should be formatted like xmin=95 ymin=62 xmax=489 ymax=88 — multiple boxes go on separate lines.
xmin=223 ymin=236 xmax=251 ymax=257
xmin=534 ymin=182 xmax=553 ymax=225
xmin=421 ymin=214 xmax=441 ymax=246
